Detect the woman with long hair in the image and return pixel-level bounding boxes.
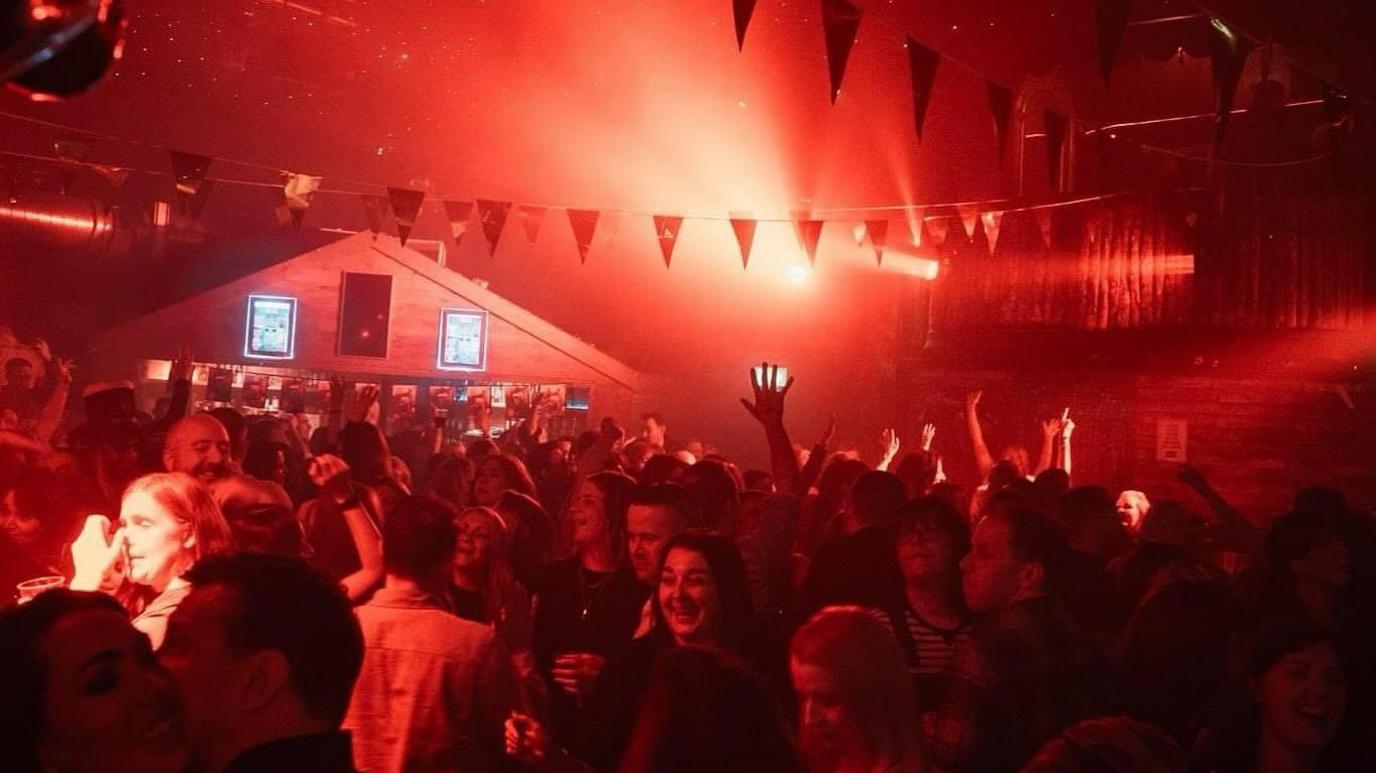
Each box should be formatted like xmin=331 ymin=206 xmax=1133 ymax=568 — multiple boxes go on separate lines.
xmin=790 ymin=606 xmax=925 ymax=773
xmin=472 ymin=453 xmax=537 ymax=508
xmin=530 ymin=470 xmax=647 ymax=758
xmin=0 ymin=590 xmax=190 ymax=773
xmin=510 ymin=529 xmax=762 ymax=771
xmin=69 ymin=472 xmax=234 ymax=648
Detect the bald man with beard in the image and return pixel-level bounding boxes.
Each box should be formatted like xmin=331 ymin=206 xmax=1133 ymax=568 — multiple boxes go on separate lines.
xmin=163 ymin=414 xmax=291 ymax=510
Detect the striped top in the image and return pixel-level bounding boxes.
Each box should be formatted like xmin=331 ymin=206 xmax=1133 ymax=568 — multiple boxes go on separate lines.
xmin=901 ymin=605 xmax=971 ymax=677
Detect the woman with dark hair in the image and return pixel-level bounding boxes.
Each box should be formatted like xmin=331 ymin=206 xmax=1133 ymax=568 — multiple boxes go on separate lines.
xmin=497 ymin=489 xmax=557 ymax=592
xmin=790 ymin=606 xmax=924 ymax=773
xmin=338 ymin=419 xmax=409 ymax=511
xmin=473 ymin=452 xmax=538 ymax=508
xmin=886 ymin=496 xmax=972 ymax=703
xmin=0 ymin=590 xmax=190 ymax=773
xmin=530 ymin=470 xmax=647 ymax=759
xmin=1192 ymin=625 xmax=1355 ymax=772
xmin=680 ymin=459 xmax=742 ymax=534
xmin=617 ymin=646 xmax=801 ymax=773
xmin=69 ymin=472 xmax=234 ymax=648
xmin=427 ymin=453 xmax=475 ymax=510
xmin=511 ymin=529 xmax=762 ymax=771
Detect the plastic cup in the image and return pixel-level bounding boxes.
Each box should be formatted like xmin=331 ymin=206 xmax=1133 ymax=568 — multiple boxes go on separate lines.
xmin=16 ymin=575 xmax=67 ymax=604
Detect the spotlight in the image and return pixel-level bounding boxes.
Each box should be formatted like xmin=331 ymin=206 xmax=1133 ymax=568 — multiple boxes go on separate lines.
xmin=1 ymin=0 xmax=126 ymax=101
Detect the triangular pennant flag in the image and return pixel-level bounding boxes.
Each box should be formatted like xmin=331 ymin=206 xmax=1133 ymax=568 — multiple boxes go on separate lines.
xmin=476 ymin=199 xmax=512 ymax=251
xmin=280 ymin=173 xmax=321 ymax=232
xmin=852 ymin=222 xmax=868 ymax=246
xmin=925 ymin=216 xmax=949 ymax=247
xmin=980 ymin=210 xmax=1004 ymax=254
xmin=387 ymin=187 xmax=426 ymax=247
xmin=907 ymin=37 xmax=940 ymax=140
xmin=865 ymin=219 xmax=888 ymax=266
xmin=652 ymin=215 xmax=684 ymax=268
xmin=516 ymin=205 xmax=547 ymax=245
xmin=957 ymin=204 xmax=980 ymax=240
xmin=1044 ymin=110 xmax=1068 ymax=192
xmin=362 ymin=195 xmax=388 ymax=239
xmin=443 ymin=200 xmax=474 ymax=244
xmin=1095 ymin=0 xmax=1133 ymax=87
xmin=169 ymin=151 xmax=213 ymax=199
xmin=821 ymin=0 xmax=863 ymax=104
xmin=733 ymin=0 xmax=758 ymax=51
xmin=729 ymin=217 xmax=757 ymax=269
xmin=986 ymin=81 xmax=1014 ymax=154
xmin=1034 ymin=207 xmax=1054 ymax=248
xmin=794 ymin=217 xmax=824 ymax=266
xmin=567 ymin=209 xmax=600 ymax=264
xmin=54 ymin=139 xmax=92 ymax=164
xmin=1209 ymin=17 xmax=1255 ymax=153
xmin=186 ymin=178 xmax=215 ymax=220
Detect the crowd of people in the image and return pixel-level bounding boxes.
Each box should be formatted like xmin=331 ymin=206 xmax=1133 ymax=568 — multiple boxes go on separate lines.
xmin=0 ymin=349 xmax=1372 ymax=773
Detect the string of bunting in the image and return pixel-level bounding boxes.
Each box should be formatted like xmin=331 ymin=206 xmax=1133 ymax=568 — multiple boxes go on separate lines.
xmin=0 ymin=1 xmax=1353 ymax=267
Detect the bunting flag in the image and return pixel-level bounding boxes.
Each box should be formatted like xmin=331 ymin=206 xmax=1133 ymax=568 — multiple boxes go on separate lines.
xmin=957 ymin=204 xmax=980 ymax=240
xmin=980 ymin=210 xmax=1004 ymax=254
xmin=907 ymin=37 xmax=940 ymax=140
xmin=865 ymin=219 xmax=888 ymax=266
xmin=729 ymin=217 xmax=757 ymax=269
xmin=733 ymin=0 xmax=758 ymax=51
xmin=986 ymin=81 xmax=1014 ymax=154
xmin=653 ymin=214 xmax=684 ymax=268
xmin=277 ymin=173 xmax=322 ymax=231
xmin=443 ymin=200 xmax=474 ymax=244
xmin=567 ymin=208 xmax=600 ymax=264
xmin=924 ymin=216 xmax=949 ymax=247
xmin=1034 ymin=206 xmax=1054 ymax=249
xmin=362 ymin=195 xmax=388 ymax=239
xmin=1208 ymin=17 xmax=1254 ymax=153
xmin=1094 ymin=0 xmax=1133 ymax=86
xmin=516 ymin=205 xmax=547 ymax=244
xmin=169 ymin=151 xmax=213 ymax=199
xmin=387 ymin=186 xmax=426 ymax=247
xmin=852 ymin=222 xmax=868 ymax=246
xmin=477 ymin=199 xmax=512 ymax=252
xmin=821 ymin=0 xmax=863 ymax=104
xmin=1044 ymin=109 xmax=1068 ymax=192
xmin=794 ymin=216 xmax=824 ymax=265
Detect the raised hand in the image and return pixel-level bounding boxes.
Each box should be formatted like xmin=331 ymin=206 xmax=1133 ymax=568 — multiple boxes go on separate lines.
xmin=1061 ymin=417 xmax=1076 ymax=439
xmin=168 ymin=345 xmax=194 ymax=382
xmin=347 ymin=384 xmax=379 ymax=424
xmin=31 ymin=338 xmax=52 ymax=362
xmin=54 ymin=357 xmax=75 ymax=385
xmin=921 ymin=422 xmax=936 ymax=451
xmin=308 ymin=454 xmax=353 ymax=504
xmin=328 ymin=375 xmax=348 ymax=410
xmin=69 ymin=514 xmax=126 ymax=592
xmin=1041 ymin=417 xmax=1066 ymax=439
xmin=816 ymin=414 xmax=836 ymax=448
xmin=877 ymin=427 xmax=901 ymax=471
xmin=740 ymin=362 xmax=794 ymax=428
xmin=965 ymin=390 xmax=982 ymax=412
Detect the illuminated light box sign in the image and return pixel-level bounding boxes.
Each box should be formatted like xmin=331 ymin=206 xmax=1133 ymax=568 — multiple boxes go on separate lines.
xmin=437 ymin=309 xmax=490 ymax=371
xmin=751 ymin=364 xmax=789 ymax=389
xmin=244 ymin=295 xmax=298 ymax=360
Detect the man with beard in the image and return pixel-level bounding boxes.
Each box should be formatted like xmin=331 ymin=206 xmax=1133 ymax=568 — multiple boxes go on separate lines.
xmin=162 ymin=414 xmax=290 ymax=510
